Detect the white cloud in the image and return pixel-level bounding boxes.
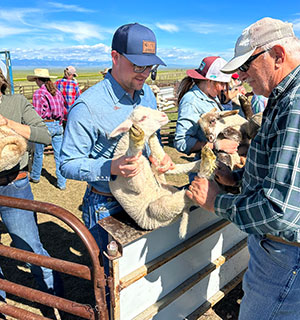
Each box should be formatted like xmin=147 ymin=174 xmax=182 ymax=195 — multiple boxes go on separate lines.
xmin=156 ymin=23 xmax=179 ymax=33
xmin=10 ymin=43 xmax=112 ymax=62
xmin=0 ymin=8 xmax=41 ymax=24
xmin=187 ymin=22 xmax=221 ymax=34
xmin=291 ymin=18 xmax=300 ymax=31
xmin=47 ymin=2 xmax=94 ymax=13
xmin=0 ymin=23 xmax=31 ymax=38
xmin=46 ymin=22 xmax=108 ymax=41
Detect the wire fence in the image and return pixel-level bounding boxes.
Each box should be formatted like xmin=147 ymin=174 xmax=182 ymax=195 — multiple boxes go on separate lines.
xmin=13 ymin=71 xmax=185 ymax=101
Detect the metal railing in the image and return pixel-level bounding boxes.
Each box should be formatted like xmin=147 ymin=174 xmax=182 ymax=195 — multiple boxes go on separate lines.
xmin=0 ymin=195 xmax=110 ymax=320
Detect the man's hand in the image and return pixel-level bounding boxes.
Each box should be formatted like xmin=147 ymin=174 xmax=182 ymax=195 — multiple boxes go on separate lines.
xmin=149 ymin=153 xmax=175 ymax=174
xmin=111 ymin=152 xmax=142 ymax=177
xmin=186 ymin=176 xmax=221 ymax=212
xmin=215 ymin=139 xmax=238 ymax=154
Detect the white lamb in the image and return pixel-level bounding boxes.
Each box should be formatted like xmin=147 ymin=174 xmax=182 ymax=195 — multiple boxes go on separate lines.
xmin=0 ymin=125 xmax=27 ymax=172
xmin=109 ymin=106 xmax=216 ymax=238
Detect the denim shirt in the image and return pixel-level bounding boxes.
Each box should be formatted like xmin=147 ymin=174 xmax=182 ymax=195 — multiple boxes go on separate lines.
xmin=60 ymin=71 xmax=157 ymax=193
xmin=174 ymin=84 xmax=222 ymax=158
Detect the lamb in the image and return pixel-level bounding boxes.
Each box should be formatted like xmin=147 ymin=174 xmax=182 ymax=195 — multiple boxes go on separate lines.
xmin=198 ymin=107 xmax=262 ymax=170
xmin=0 ymin=125 xmax=27 ymax=172
xmin=109 ymin=106 xmax=217 ymax=238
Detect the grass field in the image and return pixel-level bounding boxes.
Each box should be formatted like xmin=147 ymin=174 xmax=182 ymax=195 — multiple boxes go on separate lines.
xmin=11 ymin=68 xmax=187 ymax=86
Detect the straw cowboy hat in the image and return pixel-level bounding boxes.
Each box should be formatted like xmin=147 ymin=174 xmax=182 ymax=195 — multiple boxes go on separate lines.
xmin=99 ymin=67 xmax=110 ymax=77
xmin=27 ymin=68 xmax=57 ymax=82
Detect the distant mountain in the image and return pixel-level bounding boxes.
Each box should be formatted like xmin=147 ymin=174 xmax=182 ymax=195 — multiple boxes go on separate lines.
xmin=10 ymin=59 xmax=193 ymax=70
xmin=10 ymin=59 xmax=108 ymax=69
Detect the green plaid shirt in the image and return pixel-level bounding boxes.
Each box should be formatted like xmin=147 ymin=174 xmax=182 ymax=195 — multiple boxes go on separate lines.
xmin=215 ymin=64 xmax=300 ymax=242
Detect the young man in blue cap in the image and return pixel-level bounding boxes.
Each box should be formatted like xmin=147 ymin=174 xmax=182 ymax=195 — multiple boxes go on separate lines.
xmin=60 ymin=23 xmax=173 ymax=259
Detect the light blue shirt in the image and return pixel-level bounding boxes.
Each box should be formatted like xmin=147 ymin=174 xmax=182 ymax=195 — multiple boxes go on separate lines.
xmin=174 ymin=84 xmax=222 ymax=157
xmin=60 ymin=71 xmax=157 ymax=193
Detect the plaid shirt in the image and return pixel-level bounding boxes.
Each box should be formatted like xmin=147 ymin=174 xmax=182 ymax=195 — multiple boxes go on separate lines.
xmin=215 ymin=64 xmax=300 ymax=242
xmin=55 ymin=78 xmax=81 ymax=111
xmin=32 ymin=84 xmax=65 ymax=122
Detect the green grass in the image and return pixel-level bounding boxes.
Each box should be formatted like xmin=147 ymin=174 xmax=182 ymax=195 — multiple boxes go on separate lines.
xmin=11 ymin=68 xmax=187 ymax=86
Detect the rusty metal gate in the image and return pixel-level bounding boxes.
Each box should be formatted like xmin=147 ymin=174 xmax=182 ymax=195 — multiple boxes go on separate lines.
xmin=0 ymin=195 xmax=111 ymax=319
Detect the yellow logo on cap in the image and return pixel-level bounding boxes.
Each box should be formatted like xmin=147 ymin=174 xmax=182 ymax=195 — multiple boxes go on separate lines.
xmin=143 ymin=41 xmax=155 ymax=54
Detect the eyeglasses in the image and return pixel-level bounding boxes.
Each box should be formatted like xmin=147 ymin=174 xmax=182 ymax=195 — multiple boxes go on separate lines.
xmin=238 ymin=50 xmax=267 ymax=72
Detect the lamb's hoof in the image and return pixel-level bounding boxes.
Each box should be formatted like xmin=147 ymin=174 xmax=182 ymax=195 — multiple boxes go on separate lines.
xmin=130 ymin=124 xmax=145 ymax=146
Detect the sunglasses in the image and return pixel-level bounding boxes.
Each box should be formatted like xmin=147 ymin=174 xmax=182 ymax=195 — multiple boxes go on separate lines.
xmin=119 ymin=53 xmax=158 ymax=74
xmin=132 ymin=64 xmax=159 ymax=74
xmin=238 ymin=50 xmax=267 ymax=72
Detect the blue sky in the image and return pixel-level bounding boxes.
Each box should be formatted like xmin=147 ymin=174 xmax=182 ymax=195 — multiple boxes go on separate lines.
xmin=0 ymin=1 xmax=299 ymax=69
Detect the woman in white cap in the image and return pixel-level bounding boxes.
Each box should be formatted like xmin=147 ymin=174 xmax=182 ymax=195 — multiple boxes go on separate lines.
xmin=174 ymin=56 xmax=239 ymax=181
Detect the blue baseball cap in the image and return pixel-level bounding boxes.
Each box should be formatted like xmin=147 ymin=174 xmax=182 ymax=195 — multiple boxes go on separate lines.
xmin=112 ymin=23 xmax=166 ymax=67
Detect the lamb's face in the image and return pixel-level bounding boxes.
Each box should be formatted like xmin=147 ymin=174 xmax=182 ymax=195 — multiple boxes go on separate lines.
xmin=198 ymin=109 xmax=240 ymax=143
xmin=131 ymin=106 xmax=169 ymax=138
xmin=198 ymin=113 xmax=220 ymax=143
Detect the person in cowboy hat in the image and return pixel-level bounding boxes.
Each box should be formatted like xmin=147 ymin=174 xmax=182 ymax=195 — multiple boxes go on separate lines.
xmin=174 ymin=56 xmax=239 ymax=182
xmin=55 ymin=66 xmax=81 ymax=124
xmin=27 ymin=68 xmax=66 ymax=190
xmin=186 ymin=17 xmax=300 ymax=320
xmin=0 ymin=67 xmax=63 ymax=315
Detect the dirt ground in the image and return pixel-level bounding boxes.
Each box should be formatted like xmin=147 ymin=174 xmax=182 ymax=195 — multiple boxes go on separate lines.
xmin=0 ymin=149 xmax=244 ymax=319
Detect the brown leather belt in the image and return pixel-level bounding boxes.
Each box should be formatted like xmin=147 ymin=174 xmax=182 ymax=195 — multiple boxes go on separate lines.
xmin=266 ymin=234 xmax=300 ymax=248
xmin=90 ymin=185 xmax=114 ymax=197
xmin=0 ymin=171 xmax=28 ymax=186
xmin=44 ymin=119 xmax=55 ymax=122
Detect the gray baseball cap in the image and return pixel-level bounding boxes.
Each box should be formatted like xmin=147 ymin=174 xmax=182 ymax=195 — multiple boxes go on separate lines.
xmin=221 ymin=17 xmax=295 ymax=74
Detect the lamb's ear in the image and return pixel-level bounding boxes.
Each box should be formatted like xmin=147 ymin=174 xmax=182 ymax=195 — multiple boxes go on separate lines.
xmin=109 ymin=119 xmax=133 ymax=138
xmin=219 ymin=110 xmax=239 ymax=118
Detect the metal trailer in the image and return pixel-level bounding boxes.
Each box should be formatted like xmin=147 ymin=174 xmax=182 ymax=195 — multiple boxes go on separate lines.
xmin=0 ymin=194 xmax=249 ymax=319
xmin=0 ymin=51 xmax=14 ymax=94
xmin=99 ymin=206 xmax=249 ymax=320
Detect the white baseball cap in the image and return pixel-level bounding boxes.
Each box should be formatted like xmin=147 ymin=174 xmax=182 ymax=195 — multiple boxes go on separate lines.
xmin=187 ymin=56 xmax=232 ymax=83
xmin=221 ymin=17 xmax=295 ymax=74
xmin=66 ymin=66 xmax=78 ymax=77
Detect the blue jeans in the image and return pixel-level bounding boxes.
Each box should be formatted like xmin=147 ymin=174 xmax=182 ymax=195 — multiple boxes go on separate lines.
xmin=82 ymin=186 xmax=122 ymax=257
xmin=0 ymin=176 xmax=63 ymax=300
xmin=30 ymin=121 xmax=66 ymax=189
xmin=239 ymin=235 xmax=300 ymax=320
xmin=82 ymin=186 xmax=123 ymax=312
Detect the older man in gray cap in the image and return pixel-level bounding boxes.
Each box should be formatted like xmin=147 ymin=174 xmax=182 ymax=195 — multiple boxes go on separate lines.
xmin=187 ymin=17 xmax=300 ymax=320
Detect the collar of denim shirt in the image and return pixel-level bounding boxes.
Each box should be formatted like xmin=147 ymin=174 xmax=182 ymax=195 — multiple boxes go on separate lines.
xmin=105 ymin=70 xmax=145 ymax=105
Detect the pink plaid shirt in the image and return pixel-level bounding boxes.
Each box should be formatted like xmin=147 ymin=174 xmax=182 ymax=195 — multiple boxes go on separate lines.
xmin=32 ymin=84 xmax=65 ymax=122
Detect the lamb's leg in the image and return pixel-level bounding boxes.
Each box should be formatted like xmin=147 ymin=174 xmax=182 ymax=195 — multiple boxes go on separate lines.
xmin=166 ymin=160 xmax=202 ymax=175
xmin=148 ymin=189 xmax=187 ymax=222
xmin=148 ymin=134 xmax=203 ymax=175
xmin=148 ymin=133 xmax=167 ymax=162
xmin=148 ymin=190 xmax=193 ymax=239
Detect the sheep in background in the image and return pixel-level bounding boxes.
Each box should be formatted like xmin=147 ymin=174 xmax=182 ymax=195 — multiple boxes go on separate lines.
xmin=109 ymin=106 xmax=217 ymax=238
xmin=198 ymin=107 xmax=262 ymax=170
xmin=0 ymin=125 xmax=27 ymax=172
